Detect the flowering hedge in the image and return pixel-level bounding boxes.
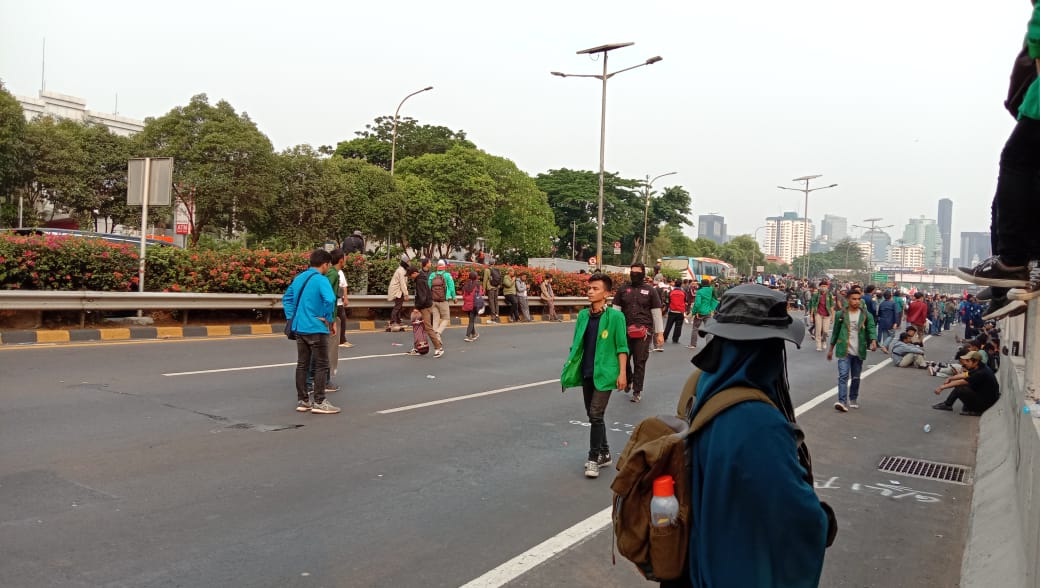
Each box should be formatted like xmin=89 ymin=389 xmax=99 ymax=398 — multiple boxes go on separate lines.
xmin=0 ymin=234 xmax=622 ymax=297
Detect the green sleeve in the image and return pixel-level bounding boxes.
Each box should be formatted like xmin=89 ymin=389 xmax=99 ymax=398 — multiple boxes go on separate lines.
xmin=1028 ymin=2 xmax=1040 ymax=59
xmin=612 ymin=310 xmax=630 ymax=355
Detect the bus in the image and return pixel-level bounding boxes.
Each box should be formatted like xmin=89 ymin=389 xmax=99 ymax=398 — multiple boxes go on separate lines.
xmin=659 ymin=256 xmax=737 ymax=283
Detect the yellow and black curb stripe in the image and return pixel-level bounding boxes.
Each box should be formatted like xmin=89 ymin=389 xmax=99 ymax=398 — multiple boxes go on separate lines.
xmin=0 ymin=314 xmax=575 ymax=346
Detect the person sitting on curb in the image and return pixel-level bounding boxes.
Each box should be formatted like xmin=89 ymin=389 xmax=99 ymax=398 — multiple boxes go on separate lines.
xmin=890 ymin=332 xmax=927 ymax=369
xmin=932 ymin=350 xmax=1000 ymax=416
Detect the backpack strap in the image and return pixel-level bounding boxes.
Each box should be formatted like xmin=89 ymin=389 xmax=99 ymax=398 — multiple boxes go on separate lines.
xmin=676 ymin=369 xmax=701 ymax=420
xmin=690 ymin=387 xmax=776 ymax=434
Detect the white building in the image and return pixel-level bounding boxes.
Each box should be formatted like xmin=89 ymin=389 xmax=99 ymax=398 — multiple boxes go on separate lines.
xmin=901 ymin=216 xmax=943 ymax=270
xmin=760 ymin=211 xmax=815 ymax=264
xmin=16 ymin=90 xmax=144 ymax=136
xmin=855 ymin=241 xmax=875 ymax=267
xmin=888 ymin=244 xmax=925 ymax=269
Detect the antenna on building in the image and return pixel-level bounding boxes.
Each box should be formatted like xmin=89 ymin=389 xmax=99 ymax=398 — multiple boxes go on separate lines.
xmin=115 ymin=93 xmax=118 ymax=115
xmin=41 ymin=38 xmax=46 ymax=92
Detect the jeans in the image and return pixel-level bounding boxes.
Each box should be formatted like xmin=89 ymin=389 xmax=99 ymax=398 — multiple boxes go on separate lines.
xmin=518 ymin=295 xmax=531 ymax=321
xmin=837 ymin=354 xmax=863 ymax=405
xmin=305 ymin=333 xmax=336 ymax=387
xmin=582 ymin=377 xmax=612 ymax=461
xmin=663 ymin=311 xmax=684 ymax=343
xmin=943 ymin=315 xmax=953 ymax=331
xmin=296 ymin=333 xmax=329 ymax=404
xmin=991 ymin=117 xmax=1040 ymax=263
xmin=504 ymin=294 xmax=519 ymax=320
xmin=877 ymin=328 xmax=893 ymax=350
xmin=688 ymin=315 xmax=706 ymax=347
xmin=486 ymin=286 xmax=500 ymax=318
xmin=942 ymin=384 xmax=998 ymax=413
xmin=337 ymin=305 xmax=348 ymax=344
xmin=466 ymin=308 xmax=478 ymax=338
xmin=390 ymin=296 xmax=405 ymax=325
xmin=626 ymin=333 xmax=652 ymax=394
xmin=542 ymin=297 xmax=557 ymax=320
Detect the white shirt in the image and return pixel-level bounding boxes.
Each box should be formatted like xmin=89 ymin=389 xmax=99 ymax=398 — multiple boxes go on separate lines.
xmin=847 ymin=309 xmax=861 ymax=356
xmin=337 ymin=270 xmax=348 ymax=307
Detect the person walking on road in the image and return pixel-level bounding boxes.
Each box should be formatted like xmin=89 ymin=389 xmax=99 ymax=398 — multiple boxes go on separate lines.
xmin=663 ymin=278 xmax=687 ymax=344
xmin=810 ymin=281 xmax=837 ymax=352
xmin=409 ymin=259 xmax=444 ymax=358
xmin=663 ymin=283 xmax=832 ymax=588
xmin=386 ymin=254 xmax=411 ymax=332
xmin=460 ymin=270 xmax=483 ymax=342
xmin=876 ymin=290 xmax=900 ymax=353
xmin=687 ymin=279 xmax=718 ymax=350
xmin=283 ymin=249 xmax=340 ymax=415
xmin=482 ymin=264 xmax=503 ymax=322
xmin=612 ymin=262 xmax=664 ymax=403
xmin=428 ymin=260 xmax=455 ymax=356
xmin=827 ymin=289 xmax=878 ymax=412
xmin=540 ymin=274 xmax=560 ymax=321
xmin=560 ymin=273 xmax=628 ymax=479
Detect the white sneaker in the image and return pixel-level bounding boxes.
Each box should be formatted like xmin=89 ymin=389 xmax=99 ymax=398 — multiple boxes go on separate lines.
xmin=849 ymin=402 xmax=860 ymax=409
xmin=1008 ymin=288 xmax=1040 ymax=301
xmin=310 ymin=400 xmax=341 ymax=415
xmin=584 ymin=460 xmax=600 ymax=478
xmin=433 ymin=348 xmax=444 ymax=358
xmin=834 ymin=402 xmax=849 ymax=413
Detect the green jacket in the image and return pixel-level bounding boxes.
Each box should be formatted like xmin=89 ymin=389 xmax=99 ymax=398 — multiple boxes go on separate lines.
xmin=428 ymin=269 xmax=456 ymax=299
xmin=561 ymin=307 xmax=630 ymax=392
xmin=692 ymin=286 xmax=718 ymax=316
xmin=501 ymin=274 xmax=517 ymax=295
xmin=809 ymin=290 xmax=835 ymax=315
xmin=829 ymin=308 xmax=877 ymax=360
xmin=1020 ymin=1 xmax=1040 ymax=120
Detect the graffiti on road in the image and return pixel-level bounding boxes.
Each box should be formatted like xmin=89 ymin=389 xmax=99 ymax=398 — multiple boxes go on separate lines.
xmin=815 ymin=476 xmax=942 ymax=503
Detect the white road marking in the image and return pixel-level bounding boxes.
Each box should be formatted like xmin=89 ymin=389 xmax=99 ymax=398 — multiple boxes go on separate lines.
xmin=460 ymin=349 xmax=904 ymax=587
xmin=162 ymin=353 xmax=407 ymax=376
xmin=377 ymin=379 xmax=558 ymax=414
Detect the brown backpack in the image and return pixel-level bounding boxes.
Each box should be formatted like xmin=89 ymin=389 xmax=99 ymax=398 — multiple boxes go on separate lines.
xmin=610 ymin=370 xmax=775 ymax=581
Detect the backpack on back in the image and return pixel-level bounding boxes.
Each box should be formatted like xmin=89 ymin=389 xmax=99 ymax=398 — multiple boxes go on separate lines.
xmin=489 ymin=267 xmax=503 ymax=288
xmin=611 ymin=369 xmax=836 ymax=581
xmin=431 ymin=273 xmax=447 ymax=302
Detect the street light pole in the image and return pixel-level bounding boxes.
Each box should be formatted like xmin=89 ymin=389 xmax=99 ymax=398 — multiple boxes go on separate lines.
xmin=642 ymin=171 xmax=678 ymax=264
xmin=552 ymin=43 xmax=662 ymax=268
xmin=389 ymin=86 xmax=433 ymax=176
xmin=777 ymin=175 xmax=838 ymax=280
xmin=852 ymin=218 xmax=895 ymax=275
xmin=752 ymin=225 xmax=768 ymax=278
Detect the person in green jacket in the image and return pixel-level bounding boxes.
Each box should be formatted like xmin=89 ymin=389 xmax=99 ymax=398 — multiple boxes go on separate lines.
xmin=561 ymin=273 xmax=629 ymax=479
xmin=827 ymin=289 xmax=878 ymax=412
xmin=501 ymin=268 xmax=520 ymax=321
xmin=687 ymin=279 xmax=719 ymax=349
xmin=809 ymin=281 xmax=837 ymax=352
xmin=956 ymin=1 xmax=1040 ymax=304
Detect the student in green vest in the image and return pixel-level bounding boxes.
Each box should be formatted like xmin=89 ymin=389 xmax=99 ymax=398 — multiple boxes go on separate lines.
xmin=827 ymin=290 xmax=878 ymax=412
xmin=809 ymin=281 xmax=836 ymax=352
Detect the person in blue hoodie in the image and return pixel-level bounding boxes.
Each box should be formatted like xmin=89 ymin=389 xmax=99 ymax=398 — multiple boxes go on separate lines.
xmin=664 ymin=284 xmax=833 ymax=588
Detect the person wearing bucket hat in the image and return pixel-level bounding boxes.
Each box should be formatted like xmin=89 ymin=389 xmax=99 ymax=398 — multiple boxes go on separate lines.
xmin=670 ymin=284 xmax=831 ymax=587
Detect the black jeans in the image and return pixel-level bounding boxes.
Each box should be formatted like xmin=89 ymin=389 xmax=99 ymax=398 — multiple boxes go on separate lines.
xmin=582 ymin=377 xmax=612 ymax=460
xmin=504 ymin=294 xmax=519 ymax=320
xmin=390 ymin=296 xmax=405 ymax=325
xmin=296 ymin=333 xmax=328 ymax=404
xmin=991 ymin=117 xmax=1040 ymax=263
xmin=942 ymin=384 xmax=998 ymax=413
xmin=663 ymin=311 xmax=684 ymax=343
xmin=337 ymin=305 xmax=348 ymax=344
xmin=626 ymin=333 xmax=652 ymax=393
xmin=466 ymin=308 xmax=478 ymax=338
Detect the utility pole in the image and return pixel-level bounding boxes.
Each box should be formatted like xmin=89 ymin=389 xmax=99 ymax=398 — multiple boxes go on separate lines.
xmin=777 ymin=176 xmax=838 ymax=279
xmin=852 ymin=217 xmax=895 ymax=273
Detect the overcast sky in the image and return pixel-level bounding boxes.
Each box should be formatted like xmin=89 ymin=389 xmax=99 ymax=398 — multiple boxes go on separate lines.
xmin=1 ymin=0 xmax=1032 ymax=259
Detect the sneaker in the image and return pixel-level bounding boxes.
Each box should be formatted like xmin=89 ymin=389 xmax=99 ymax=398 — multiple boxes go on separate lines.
xmin=879 ymin=346 xmax=889 ymax=354
xmin=464 ymin=337 xmax=473 ymax=342
xmin=310 ymin=400 xmax=341 ymax=414
xmin=471 ymin=333 xmax=480 ymax=341
xmin=407 ymin=349 xmax=420 ymax=356
xmin=339 ymin=341 xmax=354 ymax=348
xmin=984 ymin=300 xmax=1027 ymax=321
xmin=954 ymin=256 xmax=1030 ymax=287
xmin=324 ymin=385 xmax=340 ymax=393
xmin=687 ymin=344 xmax=697 ymax=349
xmin=653 ymin=347 xmax=664 ymax=353
xmin=932 ymin=402 xmax=953 ymax=411
xmin=834 ymin=402 xmax=849 ymax=413
xmin=976 ymin=287 xmax=993 ymax=301
xmin=1008 ymin=287 xmax=1040 ymax=302
xmin=295 ymin=400 xmax=312 ymax=412
xmin=849 ymin=402 xmax=860 ymax=409
xmin=631 ymin=391 xmax=642 ymax=403
xmin=433 ymin=348 xmax=444 ymax=358
xmin=584 ymin=460 xmax=600 ymax=478
xmin=597 ymin=452 xmax=613 ymax=467
xmin=927 ymin=365 xmax=937 ymax=377
xmin=982 ymin=295 xmax=1011 ymax=318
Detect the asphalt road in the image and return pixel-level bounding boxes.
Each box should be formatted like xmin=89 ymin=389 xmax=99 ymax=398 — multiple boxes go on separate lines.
xmin=0 ymin=318 xmax=974 ymax=587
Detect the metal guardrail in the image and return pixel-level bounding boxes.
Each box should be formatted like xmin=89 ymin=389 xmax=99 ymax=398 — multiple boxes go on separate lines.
xmin=0 ymin=291 xmax=591 ymax=327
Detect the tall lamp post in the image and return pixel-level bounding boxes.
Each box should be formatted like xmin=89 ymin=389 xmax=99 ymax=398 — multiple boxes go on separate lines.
xmin=752 ymin=225 xmax=769 ymax=278
xmin=389 ymin=86 xmax=434 ymax=176
xmin=641 ymin=171 xmax=677 ymax=264
xmin=552 ymin=43 xmax=662 ymax=268
xmin=777 ymin=175 xmax=838 ymax=280
xmin=852 ymin=217 xmax=894 ymax=274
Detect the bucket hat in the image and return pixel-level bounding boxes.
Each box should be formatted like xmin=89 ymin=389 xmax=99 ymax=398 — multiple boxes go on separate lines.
xmin=699 ymin=283 xmax=805 ymax=348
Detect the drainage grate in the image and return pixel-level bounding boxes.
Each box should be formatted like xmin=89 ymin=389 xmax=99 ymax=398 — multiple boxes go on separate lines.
xmin=877 ymin=456 xmax=972 ymax=485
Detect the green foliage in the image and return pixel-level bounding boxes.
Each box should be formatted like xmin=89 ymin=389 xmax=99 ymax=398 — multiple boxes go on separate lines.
xmin=335 ymin=116 xmax=474 ymax=170
xmin=790 ymin=237 xmax=866 ymax=278
xmin=0 ymin=84 xmax=28 ymax=200
xmin=0 ymin=234 xmax=140 ymax=290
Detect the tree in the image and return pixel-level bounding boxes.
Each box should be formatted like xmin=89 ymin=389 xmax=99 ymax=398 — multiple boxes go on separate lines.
xmin=719 ymin=235 xmax=765 ymax=276
xmin=790 ymin=237 xmax=866 ymax=278
xmin=334 ymin=116 xmax=474 ymax=170
xmin=0 ymin=83 xmax=28 ymax=218
xmin=18 ymin=117 xmax=89 ymax=226
xmin=134 ymin=94 xmax=279 ymax=246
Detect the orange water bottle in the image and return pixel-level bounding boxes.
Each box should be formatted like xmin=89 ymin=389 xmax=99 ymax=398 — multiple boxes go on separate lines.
xmin=650 ymin=475 xmax=679 ymax=527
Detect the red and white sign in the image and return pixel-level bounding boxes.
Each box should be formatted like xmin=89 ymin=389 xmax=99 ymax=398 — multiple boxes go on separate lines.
xmin=175 ymin=223 xmax=189 ymax=235
xmin=588 ymin=256 xmax=598 ymax=267
xmin=613 ymin=241 xmax=621 ymax=255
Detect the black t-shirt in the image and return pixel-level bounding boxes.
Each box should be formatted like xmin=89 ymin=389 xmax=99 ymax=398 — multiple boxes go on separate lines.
xmin=614 ymin=283 xmax=662 ymax=328
xmin=581 ymin=311 xmax=603 ymax=379
xmin=966 ymin=364 xmax=999 ymax=403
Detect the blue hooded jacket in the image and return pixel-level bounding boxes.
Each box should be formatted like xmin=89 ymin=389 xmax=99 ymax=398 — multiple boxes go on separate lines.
xmin=685 ymin=339 xmax=828 ymax=587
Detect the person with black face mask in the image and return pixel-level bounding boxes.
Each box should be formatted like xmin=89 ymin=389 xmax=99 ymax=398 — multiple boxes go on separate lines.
xmin=612 ymin=263 xmax=665 ymax=402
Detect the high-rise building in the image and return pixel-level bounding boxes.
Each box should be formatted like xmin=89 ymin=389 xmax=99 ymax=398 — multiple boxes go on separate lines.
xmin=820 ymin=215 xmax=848 ymax=243
xmin=937 ymin=199 xmax=953 ymax=267
xmin=902 ymin=216 xmax=944 ymax=269
xmin=697 ymin=214 xmax=727 ymax=245
xmin=888 ymin=244 xmax=925 ymax=269
xmin=959 ymin=232 xmax=991 ymax=268
xmin=760 ymin=211 xmax=814 ymax=264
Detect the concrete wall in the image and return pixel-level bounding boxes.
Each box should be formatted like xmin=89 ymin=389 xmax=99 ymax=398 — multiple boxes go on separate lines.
xmin=961 ymin=307 xmax=1040 ymax=587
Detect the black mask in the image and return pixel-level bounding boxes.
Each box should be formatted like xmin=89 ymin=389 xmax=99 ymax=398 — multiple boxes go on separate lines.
xmin=630 ymin=272 xmax=645 ymax=285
